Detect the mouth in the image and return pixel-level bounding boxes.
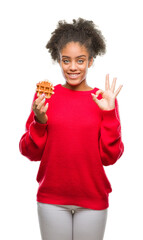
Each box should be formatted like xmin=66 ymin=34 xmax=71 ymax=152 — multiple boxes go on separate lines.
xmin=67 ymin=73 xmax=80 ymax=79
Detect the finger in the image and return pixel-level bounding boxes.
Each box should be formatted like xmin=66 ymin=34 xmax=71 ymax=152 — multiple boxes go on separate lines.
xmin=105 ymin=74 xmax=110 ymax=90
xmin=37 ymin=97 xmax=46 ymax=110
xmin=95 ymin=89 xmax=104 ymax=97
xmin=114 ymin=85 xmax=123 ymax=97
xmin=91 ymin=93 xmax=101 ymax=105
xmin=42 ymin=102 xmax=49 ymax=113
xmin=35 ymin=94 xmax=45 ymax=106
xmin=111 ymin=77 xmax=117 ymax=92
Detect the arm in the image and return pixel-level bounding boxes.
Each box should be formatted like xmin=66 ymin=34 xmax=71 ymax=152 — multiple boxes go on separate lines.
xmin=91 ymin=74 xmax=124 ymax=166
xmin=99 ymin=99 xmax=124 ymax=166
xmin=19 ymin=93 xmax=49 ymax=161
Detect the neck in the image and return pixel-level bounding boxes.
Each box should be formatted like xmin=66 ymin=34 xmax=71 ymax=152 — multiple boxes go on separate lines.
xmin=62 ymin=81 xmax=93 ymax=91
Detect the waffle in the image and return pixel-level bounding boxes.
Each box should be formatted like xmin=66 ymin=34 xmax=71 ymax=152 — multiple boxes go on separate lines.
xmin=36 ymin=80 xmax=54 ymax=99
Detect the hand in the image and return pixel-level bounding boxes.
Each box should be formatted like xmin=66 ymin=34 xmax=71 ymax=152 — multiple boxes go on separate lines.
xmin=32 ymin=94 xmax=49 ymax=124
xmin=91 ymin=74 xmax=123 ymax=111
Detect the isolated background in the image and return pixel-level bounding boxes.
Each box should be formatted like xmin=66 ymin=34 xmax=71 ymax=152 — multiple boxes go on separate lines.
xmin=0 ymin=0 xmax=143 ymax=239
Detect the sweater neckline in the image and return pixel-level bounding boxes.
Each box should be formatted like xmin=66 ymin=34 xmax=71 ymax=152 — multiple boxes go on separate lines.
xmin=58 ymin=84 xmax=97 ymax=94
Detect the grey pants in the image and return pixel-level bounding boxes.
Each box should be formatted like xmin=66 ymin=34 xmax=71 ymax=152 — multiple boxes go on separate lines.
xmin=37 ymin=202 xmax=108 ymax=240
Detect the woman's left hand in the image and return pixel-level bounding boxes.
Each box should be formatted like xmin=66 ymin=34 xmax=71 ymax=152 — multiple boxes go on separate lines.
xmin=91 ymin=74 xmax=123 ymax=111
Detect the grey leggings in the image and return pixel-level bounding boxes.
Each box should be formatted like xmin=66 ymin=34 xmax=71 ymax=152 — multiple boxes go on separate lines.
xmin=37 ymin=202 xmax=108 ymax=240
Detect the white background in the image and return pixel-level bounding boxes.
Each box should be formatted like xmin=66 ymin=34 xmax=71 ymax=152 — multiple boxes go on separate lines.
xmin=0 ymin=0 xmax=143 ymax=239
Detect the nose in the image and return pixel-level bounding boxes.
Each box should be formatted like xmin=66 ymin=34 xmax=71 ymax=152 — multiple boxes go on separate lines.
xmin=69 ymin=61 xmax=77 ymax=71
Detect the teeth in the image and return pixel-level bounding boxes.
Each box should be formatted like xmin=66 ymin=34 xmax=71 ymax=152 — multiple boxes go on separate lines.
xmin=69 ymin=74 xmax=79 ymax=76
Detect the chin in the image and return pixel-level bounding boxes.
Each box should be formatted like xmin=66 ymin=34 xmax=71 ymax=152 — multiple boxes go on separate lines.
xmin=66 ymin=79 xmax=82 ymax=86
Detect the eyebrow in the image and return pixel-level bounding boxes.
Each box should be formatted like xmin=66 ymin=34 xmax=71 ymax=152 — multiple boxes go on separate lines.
xmin=62 ymin=55 xmax=87 ymax=59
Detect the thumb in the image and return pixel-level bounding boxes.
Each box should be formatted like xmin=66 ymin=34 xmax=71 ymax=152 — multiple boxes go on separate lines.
xmin=91 ymin=93 xmax=100 ymax=105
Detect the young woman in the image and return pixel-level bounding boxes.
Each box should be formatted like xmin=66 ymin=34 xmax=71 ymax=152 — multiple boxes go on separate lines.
xmin=19 ymin=18 xmax=124 ymax=240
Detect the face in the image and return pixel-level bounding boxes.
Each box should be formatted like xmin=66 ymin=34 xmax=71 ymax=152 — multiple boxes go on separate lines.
xmin=59 ymin=42 xmax=93 ymax=88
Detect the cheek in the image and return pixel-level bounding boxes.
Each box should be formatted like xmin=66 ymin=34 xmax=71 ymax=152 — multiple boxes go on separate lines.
xmin=80 ymin=64 xmax=88 ymax=73
xmin=61 ymin=64 xmax=67 ymax=73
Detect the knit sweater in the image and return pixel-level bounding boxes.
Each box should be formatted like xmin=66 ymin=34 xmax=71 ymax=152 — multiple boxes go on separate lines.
xmin=19 ymin=84 xmax=124 ymax=210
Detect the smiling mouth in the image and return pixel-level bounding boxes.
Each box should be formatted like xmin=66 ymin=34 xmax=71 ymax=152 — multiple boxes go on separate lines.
xmin=68 ymin=73 xmax=80 ymax=79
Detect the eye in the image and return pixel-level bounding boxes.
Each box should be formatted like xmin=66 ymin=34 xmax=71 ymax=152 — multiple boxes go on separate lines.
xmin=78 ymin=59 xmax=84 ymax=63
xmin=63 ymin=59 xmax=70 ymax=64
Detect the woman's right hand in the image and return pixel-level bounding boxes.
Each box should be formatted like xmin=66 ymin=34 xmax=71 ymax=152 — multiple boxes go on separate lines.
xmin=32 ymin=94 xmax=49 ymax=124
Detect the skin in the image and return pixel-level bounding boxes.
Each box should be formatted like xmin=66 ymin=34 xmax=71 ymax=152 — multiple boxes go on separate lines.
xmin=32 ymin=94 xmax=49 ymax=124
xmin=58 ymin=41 xmax=93 ymax=91
xmin=91 ymin=74 xmax=123 ymax=111
xmin=32 ymin=41 xmax=123 ymax=123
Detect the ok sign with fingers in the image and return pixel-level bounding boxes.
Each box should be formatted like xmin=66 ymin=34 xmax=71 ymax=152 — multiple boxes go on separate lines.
xmin=91 ymin=74 xmax=123 ymax=111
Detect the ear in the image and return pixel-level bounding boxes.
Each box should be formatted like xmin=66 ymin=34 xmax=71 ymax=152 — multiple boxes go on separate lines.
xmin=88 ymin=57 xmax=93 ymax=68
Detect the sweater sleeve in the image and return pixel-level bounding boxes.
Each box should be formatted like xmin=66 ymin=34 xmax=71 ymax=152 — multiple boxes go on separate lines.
xmin=99 ymin=99 xmax=124 ymax=166
xmin=19 ymin=94 xmax=48 ymax=161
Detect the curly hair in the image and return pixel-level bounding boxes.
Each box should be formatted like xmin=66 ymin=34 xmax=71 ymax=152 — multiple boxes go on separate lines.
xmin=46 ymin=18 xmax=106 ymax=62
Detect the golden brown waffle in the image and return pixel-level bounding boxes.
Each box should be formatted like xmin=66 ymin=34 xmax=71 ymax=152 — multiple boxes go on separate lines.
xmin=36 ymin=80 xmax=54 ymax=99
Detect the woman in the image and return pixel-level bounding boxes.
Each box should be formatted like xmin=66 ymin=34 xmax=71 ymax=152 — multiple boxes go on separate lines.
xmin=19 ymin=18 xmax=124 ymax=240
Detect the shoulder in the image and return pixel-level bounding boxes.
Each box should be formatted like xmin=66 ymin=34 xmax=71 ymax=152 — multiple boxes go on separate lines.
xmin=53 ymin=83 xmax=61 ymax=88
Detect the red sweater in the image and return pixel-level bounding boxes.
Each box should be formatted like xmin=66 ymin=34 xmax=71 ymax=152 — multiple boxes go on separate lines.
xmin=19 ymin=84 xmax=124 ymax=210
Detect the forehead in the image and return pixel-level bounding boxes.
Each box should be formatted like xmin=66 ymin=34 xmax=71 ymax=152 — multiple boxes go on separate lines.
xmin=60 ymin=42 xmax=89 ymax=57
